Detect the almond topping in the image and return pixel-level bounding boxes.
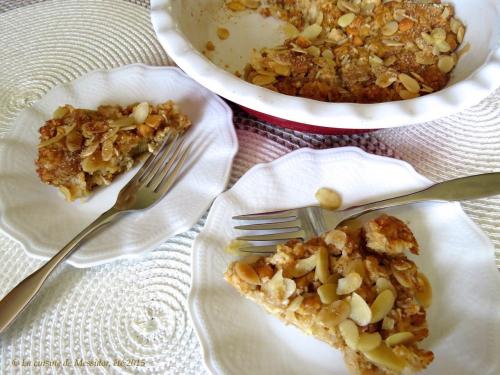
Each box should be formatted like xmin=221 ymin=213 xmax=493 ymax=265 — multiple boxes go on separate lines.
xmin=339 ymin=319 xmax=359 ymax=350
xmin=349 ymin=292 xmax=372 ymax=326
xmin=235 ymin=262 xmax=260 ymax=285
xmin=364 ymin=343 xmax=407 ymax=372
xmin=317 ymin=283 xmax=338 ymax=304
xmin=337 ymin=272 xmax=363 ymax=295
xmin=370 ymin=289 xmax=396 ymax=323
xmin=357 ymin=332 xmax=382 ymax=352
xmin=386 ymin=332 xmax=415 ymax=347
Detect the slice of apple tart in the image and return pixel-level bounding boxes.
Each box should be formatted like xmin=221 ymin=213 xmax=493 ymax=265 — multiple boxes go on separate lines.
xmin=225 ymin=214 xmax=433 ymax=375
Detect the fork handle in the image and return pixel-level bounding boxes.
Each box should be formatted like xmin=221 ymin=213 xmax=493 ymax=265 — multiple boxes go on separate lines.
xmin=347 ymin=172 xmax=500 ymax=217
xmin=0 ymin=207 xmax=121 ymax=334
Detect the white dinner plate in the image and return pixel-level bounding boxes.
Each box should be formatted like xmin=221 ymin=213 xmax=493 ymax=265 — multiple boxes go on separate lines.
xmin=0 ymin=65 xmax=238 ymax=267
xmin=189 ymin=147 xmax=500 ymax=375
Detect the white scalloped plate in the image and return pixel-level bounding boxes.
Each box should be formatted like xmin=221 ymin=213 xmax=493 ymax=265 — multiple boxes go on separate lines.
xmin=151 ymin=0 xmax=500 ymax=129
xmin=0 ymin=65 xmax=238 ymax=268
xmin=189 ymin=147 xmax=500 ymax=375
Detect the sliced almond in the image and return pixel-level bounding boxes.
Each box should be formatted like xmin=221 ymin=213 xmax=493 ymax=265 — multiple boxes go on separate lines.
xmin=338 ymin=13 xmax=356 ymax=28
xmin=287 ymin=253 xmax=317 ymax=278
xmin=287 ymin=295 xmax=304 ymax=312
xmin=416 ymin=273 xmax=432 ymax=308
xmin=315 ymin=187 xmax=341 ymax=210
xmin=375 ymin=278 xmax=396 ymax=296
xmin=457 ymin=26 xmax=465 ymax=44
xmin=386 ymin=332 xmax=415 ymax=347
xmin=370 ymin=289 xmax=396 ymax=323
xmin=357 ymin=332 xmax=382 ymax=352
xmin=307 ymin=45 xmax=321 ymax=57
xmin=382 ymin=316 xmax=395 ymax=330
xmin=252 ymin=74 xmax=276 ymax=86
xmin=398 ymin=73 xmax=420 ymax=94
xmin=431 ymin=27 xmax=446 ymax=42
xmin=382 ymin=21 xmax=399 ymax=36
xmin=399 ymin=90 xmax=419 ymax=100
xmin=376 ymin=72 xmax=397 ymax=88
xmin=315 ymin=247 xmax=330 ymax=283
xmin=436 ymin=40 xmax=451 ymax=53
xmin=235 ymin=262 xmax=260 ymax=285
xmin=241 ymin=0 xmax=260 ymax=9
xmin=317 ymin=283 xmax=338 ymax=304
xmin=450 ymin=17 xmax=462 ymax=34
xmin=132 ymin=102 xmax=150 ymax=124
xmin=337 ymin=272 xmax=363 ymax=295
xmin=317 ymin=300 xmax=351 ymax=329
xmin=364 ymin=343 xmax=407 ymax=372
xmin=438 ymin=55 xmax=455 ymax=74
xmin=339 ymin=319 xmax=359 ymax=350
xmin=349 ymin=292 xmax=372 ymax=326
xmin=301 ymin=24 xmax=323 ymax=41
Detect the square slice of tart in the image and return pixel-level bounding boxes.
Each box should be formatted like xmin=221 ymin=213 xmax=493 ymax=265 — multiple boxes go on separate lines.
xmin=225 ymin=214 xmax=433 ymax=375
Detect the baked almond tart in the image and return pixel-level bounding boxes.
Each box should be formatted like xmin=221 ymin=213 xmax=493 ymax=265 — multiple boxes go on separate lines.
xmin=36 ymin=101 xmax=191 ymax=201
xmin=225 ymin=214 xmax=433 ymax=374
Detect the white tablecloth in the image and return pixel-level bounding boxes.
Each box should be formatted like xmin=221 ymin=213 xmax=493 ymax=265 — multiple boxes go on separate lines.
xmin=0 ymin=1 xmax=499 ymax=374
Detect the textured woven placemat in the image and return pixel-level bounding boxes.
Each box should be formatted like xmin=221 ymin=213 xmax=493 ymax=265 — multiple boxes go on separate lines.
xmin=0 ymin=1 xmax=498 ymax=374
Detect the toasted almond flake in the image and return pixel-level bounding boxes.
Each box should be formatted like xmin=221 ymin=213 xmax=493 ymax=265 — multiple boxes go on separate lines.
xmin=384 ymin=55 xmax=397 ymax=66
xmin=283 ymin=22 xmax=300 ymax=38
xmin=358 ymin=332 xmax=382 ymax=352
xmin=415 ymin=51 xmax=435 ymax=65
xmin=217 ymin=27 xmax=230 ymax=40
xmin=431 ymin=27 xmax=446 ymax=42
xmin=307 ymin=45 xmax=321 ymax=57
xmin=317 ymin=283 xmax=338 ymax=304
xmin=386 ymin=332 xmax=415 ymax=347
xmin=450 ymin=17 xmax=462 ymax=34
xmin=364 ymin=343 xmax=407 ymax=372
xmin=438 ymin=55 xmax=455 ymax=73
xmin=370 ymin=289 xmax=396 ymax=323
xmin=315 ymin=187 xmax=341 ymax=210
xmin=398 ymin=73 xmax=420 ymax=93
xmin=375 ymin=71 xmax=397 ymax=88
xmin=441 ymin=7 xmax=451 ymax=19
xmin=301 ymin=24 xmax=323 ymax=40
xmin=382 ymin=316 xmax=395 ymax=330
xmin=317 ymin=300 xmax=351 ymax=328
xmin=315 ymin=247 xmax=330 ymax=283
xmin=287 ymin=295 xmax=304 ymax=312
xmin=416 ymin=273 xmax=433 ymax=307
xmin=338 ymin=13 xmax=356 ymax=28
xmin=375 ymin=278 xmax=396 ymax=296
xmin=399 ymin=90 xmax=419 ymax=100
xmin=337 ymin=272 xmax=363 ymax=295
xmin=410 ymin=72 xmax=424 ymax=82
xmin=321 ymin=49 xmax=334 ymax=60
xmin=457 ymin=26 xmax=465 ymax=43
xmin=436 ymin=40 xmax=451 ymax=53
xmin=235 ymin=262 xmax=260 ymax=285
xmin=287 ymin=253 xmax=317 ymax=278
xmin=339 ymin=319 xmax=359 ymax=350
xmin=132 ymin=102 xmax=150 ymax=124
xmin=382 ymin=21 xmax=398 ymax=36
xmin=421 ymin=32 xmax=434 ymax=45
xmin=252 ymin=74 xmax=276 ymax=86
xmin=349 ymin=292 xmax=372 ymax=326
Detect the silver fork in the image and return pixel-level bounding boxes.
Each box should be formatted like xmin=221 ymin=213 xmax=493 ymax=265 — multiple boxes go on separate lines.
xmin=0 ymin=131 xmax=191 ymax=334
xmin=233 ymin=173 xmax=500 ymax=254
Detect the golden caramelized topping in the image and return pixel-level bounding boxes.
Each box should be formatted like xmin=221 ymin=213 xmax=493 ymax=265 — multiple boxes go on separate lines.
xmin=225 ymin=0 xmax=466 ymax=103
xmin=225 ymin=214 xmax=433 ymax=374
xmin=36 ymin=101 xmax=191 ymax=201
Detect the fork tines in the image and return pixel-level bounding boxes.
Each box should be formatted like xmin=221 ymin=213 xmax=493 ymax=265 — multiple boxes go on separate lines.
xmin=232 ymin=209 xmax=304 ymax=254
